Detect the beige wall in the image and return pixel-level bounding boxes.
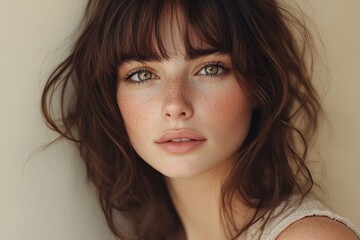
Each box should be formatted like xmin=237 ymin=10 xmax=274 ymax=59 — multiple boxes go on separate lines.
xmin=0 ymin=1 xmax=359 ymax=239
xmin=302 ymin=0 xmax=360 ymax=227
xmin=0 ymin=1 xmax=115 ymax=239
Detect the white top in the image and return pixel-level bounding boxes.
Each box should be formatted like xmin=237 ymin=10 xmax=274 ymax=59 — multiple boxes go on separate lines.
xmin=243 ymin=194 xmax=360 ymax=239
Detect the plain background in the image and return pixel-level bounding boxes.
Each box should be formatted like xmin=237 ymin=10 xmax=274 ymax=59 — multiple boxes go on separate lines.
xmin=0 ymin=0 xmax=359 ymax=239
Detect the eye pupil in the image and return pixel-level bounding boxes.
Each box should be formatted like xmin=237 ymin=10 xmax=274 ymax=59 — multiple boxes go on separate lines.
xmin=205 ymin=66 xmax=218 ymax=75
xmin=139 ymin=71 xmax=152 ymax=80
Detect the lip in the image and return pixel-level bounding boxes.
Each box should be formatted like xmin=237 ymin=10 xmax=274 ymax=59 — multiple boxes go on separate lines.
xmin=155 ymin=129 xmax=206 ymax=153
xmin=155 ymin=129 xmax=206 ymax=143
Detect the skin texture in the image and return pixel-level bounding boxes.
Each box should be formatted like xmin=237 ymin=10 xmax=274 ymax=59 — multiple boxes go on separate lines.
xmin=116 ymin=4 xmax=253 ymax=180
xmin=277 ymin=216 xmax=359 ymax=240
xmin=117 ymin=52 xmax=253 ymax=179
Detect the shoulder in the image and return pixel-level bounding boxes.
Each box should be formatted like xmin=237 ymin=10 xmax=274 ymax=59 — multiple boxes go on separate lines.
xmin=276 ymin=216 xmax=359 ymax=240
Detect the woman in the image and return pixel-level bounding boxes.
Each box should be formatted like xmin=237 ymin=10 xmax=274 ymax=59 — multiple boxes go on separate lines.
xmin=41 ymin=0 xmax=360 ymax=239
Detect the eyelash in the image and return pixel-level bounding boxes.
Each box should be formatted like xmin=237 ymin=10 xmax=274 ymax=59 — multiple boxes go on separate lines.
xmin=198 ymin=62 xmax=230 ymax=78
xmin=123 ymin=62 xmax=230 ymax=85
xmin=124 ymin=67 xmax=156 ymax=85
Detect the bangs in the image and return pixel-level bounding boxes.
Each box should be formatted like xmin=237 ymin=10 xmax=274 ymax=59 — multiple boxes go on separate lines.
xmin=110 ymin=0 xmax=233 ymax=62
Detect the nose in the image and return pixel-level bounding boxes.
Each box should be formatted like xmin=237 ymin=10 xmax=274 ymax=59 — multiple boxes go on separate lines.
xmin=161 ymin=78 xmax=194 ymax=120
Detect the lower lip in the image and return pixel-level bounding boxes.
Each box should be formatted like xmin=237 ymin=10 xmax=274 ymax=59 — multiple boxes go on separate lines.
xmin=157 ymin=140 xmax=205 ymax=153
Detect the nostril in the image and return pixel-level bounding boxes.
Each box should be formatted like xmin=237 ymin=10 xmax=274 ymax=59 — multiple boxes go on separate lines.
xmin=179 ymin=112 xmax=187 ymax=117
xmin=164 ymin=111 xmax=188 ymax=119
xmin=161 ymin=97 xmax=194 ymax=120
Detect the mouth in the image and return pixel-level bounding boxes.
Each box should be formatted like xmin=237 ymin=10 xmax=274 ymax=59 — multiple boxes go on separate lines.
xmin=155 ymin=129 xmax=206 ymax=153
xmin=155 ymin=129 xmax=206 ymax=144
xmin=167 ymin=138 xmax=193 ymax=143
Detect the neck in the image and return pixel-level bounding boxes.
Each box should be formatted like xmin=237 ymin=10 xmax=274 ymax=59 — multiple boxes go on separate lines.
xmin=165 ymin=165 xmax=252 ymax=240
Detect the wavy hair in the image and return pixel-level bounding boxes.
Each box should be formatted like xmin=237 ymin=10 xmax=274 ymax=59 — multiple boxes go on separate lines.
xmin=41 ymin=0 xmax=322 ymax=239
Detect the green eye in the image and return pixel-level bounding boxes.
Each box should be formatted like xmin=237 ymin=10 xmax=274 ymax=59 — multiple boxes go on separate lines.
xmin=129 ymin=70 xmax=156 ymax=82
xmin=137 ymin=71 xmax=153 ymax=80
xmin=198 ymin=64 xmax=226 ymax=76
xmin=205 ymin=65 xmax=220 ymax=75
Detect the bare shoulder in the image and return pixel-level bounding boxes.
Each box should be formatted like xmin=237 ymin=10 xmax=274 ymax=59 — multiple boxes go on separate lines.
xmin=276 ymin=216 xmax=359 ymax=240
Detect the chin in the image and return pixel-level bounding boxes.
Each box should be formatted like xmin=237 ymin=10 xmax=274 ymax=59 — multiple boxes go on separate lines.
xmin=152 ymin=157 xmax=229 ymax=180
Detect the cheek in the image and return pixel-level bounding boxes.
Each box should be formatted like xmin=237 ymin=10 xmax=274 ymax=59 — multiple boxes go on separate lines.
xmin=209 ymin=90 xmax=253 ymax=160
xmin=202 ymin=87 xmax=253 ymax=128
xmin=117 ymin=92 xmax=150 ymax=136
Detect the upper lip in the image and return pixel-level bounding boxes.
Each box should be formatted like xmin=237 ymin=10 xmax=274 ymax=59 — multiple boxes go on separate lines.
xmin=155 ymin=129 xmax=206 ymax=143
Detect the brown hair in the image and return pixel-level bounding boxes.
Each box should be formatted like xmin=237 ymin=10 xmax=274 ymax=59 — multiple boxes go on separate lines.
xmin=41 ymin=0 xmax=322 ymax=239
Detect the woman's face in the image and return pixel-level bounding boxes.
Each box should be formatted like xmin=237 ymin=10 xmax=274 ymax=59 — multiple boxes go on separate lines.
xmin=117 ymin=27 xmax=253 ymax=178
